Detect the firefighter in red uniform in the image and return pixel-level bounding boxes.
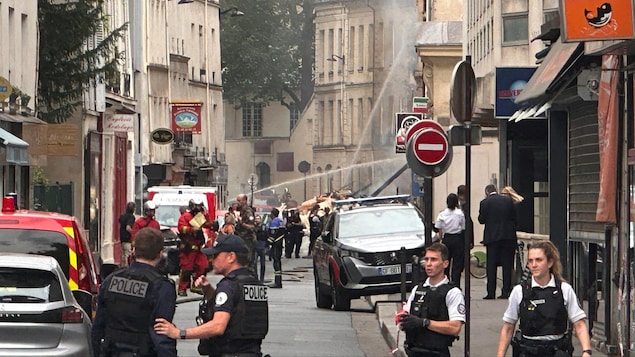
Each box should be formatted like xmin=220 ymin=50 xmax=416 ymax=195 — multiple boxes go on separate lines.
xmin=177 ymin=198 xmax=211 ymax=296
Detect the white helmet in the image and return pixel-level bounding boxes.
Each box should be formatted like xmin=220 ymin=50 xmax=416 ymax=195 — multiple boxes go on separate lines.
xmin=143 ymin=200 xmax=157 ymax=213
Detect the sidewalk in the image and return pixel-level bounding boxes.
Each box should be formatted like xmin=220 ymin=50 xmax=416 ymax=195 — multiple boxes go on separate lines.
xmin=372 ymin=275 xmax=609 ymax=357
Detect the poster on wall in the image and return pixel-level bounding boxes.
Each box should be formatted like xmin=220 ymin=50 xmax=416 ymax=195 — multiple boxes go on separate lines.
xmin=560 ymin=0 xmax=635 ymax=42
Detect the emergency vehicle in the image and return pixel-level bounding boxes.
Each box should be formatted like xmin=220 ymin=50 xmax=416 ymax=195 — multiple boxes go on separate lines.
xmin=0 ymin=196 xmax=100 ymax=318
xmin=147 ymin=185 xmax=217 ymax=247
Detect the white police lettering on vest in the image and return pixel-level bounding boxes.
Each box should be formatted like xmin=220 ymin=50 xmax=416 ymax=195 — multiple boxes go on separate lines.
xmin=243 ymin=285 xmax=268 ymax=301
xmin=108 ymin=276 xmax=149 ymax=298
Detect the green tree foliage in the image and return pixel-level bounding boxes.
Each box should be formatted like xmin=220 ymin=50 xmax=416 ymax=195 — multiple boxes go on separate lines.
xmin=220 ymin=0 xmax=314 ymax=111
xmin=37 ymin=0 xmax=126 ymax=123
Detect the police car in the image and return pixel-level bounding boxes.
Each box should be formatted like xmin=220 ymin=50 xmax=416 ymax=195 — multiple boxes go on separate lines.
xmin=0 ymin=196 xmax=99 ymax=318
xmin=312 ymin=195 xmax=426 ymax=311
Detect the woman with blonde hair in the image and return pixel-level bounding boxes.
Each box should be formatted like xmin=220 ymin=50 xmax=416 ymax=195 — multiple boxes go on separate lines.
xmin=500 ymin=186 xmax=524 ymax=203
xmin=496 ymin=240 xmax=592 ymax=357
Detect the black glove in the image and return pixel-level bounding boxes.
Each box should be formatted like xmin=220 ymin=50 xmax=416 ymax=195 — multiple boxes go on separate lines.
xmin=399 ymin=315 xmax=426 ymax=330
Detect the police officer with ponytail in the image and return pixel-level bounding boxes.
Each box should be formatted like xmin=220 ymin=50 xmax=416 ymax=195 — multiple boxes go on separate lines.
xmin=92 ymin=227 xmax=177 ymax=357
xmin=399 ymin=242 xmax=466 ymax=357
xmin=154 ymin=234 xmax=269 ymax=357
xmin=496 ymin=240 xmax=591 ymax=357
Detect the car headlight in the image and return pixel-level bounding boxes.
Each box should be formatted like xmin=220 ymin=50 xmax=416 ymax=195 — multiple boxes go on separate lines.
xmin=339 ymin=249 xmax=360 ymax=259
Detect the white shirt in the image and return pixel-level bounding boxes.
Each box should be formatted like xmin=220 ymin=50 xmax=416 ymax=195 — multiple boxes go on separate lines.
xmin=434 ymin=208 xmax=465 ymax=235
xmin=404 ymin=276 xmax=466 ymax=323
xmin=502 ymin=275 xmax=587 ymax=338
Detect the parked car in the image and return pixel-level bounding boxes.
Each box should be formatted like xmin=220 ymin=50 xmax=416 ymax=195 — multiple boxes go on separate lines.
xmin=0 ymin=196 xmax=99 ymax=318
xmin=0 ymin=253 xmax=93 ymax=356
xmin=312 ymin=195 xmax=426 ymax=311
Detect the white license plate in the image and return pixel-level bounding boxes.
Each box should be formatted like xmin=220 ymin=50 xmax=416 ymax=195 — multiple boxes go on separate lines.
xmin=378 ymin=264 xmax=412 ymax=276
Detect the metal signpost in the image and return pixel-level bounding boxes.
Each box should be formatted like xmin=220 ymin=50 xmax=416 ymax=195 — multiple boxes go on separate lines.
xmin=450 ymin=58 xmax=477 ymax=357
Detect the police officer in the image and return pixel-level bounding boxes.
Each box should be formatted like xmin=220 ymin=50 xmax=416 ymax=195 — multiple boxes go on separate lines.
xmin=266 ymin=208 xmax=285 ymax=288
xmin=496 ymin=240 xmax=592 ymax=357
xmin=92 ymin=227 xmax=177 ymax=357
xmin=154 ymin=234 xmax=268 ymax=357
xmin=399 ymin=242 xmax=466 ymax=357
xmin=177 ymin=198 xmax=210 ymax=296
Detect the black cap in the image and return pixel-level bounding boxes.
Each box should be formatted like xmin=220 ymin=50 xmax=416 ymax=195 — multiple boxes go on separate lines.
xmin=201 ymin=234 xmax=248 ymax=256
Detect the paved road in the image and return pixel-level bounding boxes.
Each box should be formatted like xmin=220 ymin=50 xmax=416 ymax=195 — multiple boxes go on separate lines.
xmin=172 ymin=248 xmax=391 ymax=357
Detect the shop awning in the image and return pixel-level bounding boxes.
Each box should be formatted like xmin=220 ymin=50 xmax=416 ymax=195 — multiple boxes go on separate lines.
xmin=0 ymin=112 xmax=46 ymax=124
xmin=515 ymin=38 xmax=583 ymax=105
xmin=0 ymin=127 xmax=29 ymax=165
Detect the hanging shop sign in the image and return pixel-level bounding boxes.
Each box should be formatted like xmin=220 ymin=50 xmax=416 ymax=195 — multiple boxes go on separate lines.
xmin=151 ymin=128 xmax=175 ymax=145
xmin=171 ymin=101 xmax=202 ymax=134
xmin=560 ymin=0 xmax=635 ymax=42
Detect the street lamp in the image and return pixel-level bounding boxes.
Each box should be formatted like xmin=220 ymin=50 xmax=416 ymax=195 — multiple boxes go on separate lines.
xmin=220 ymin=7 xmax=245 ymax=17
xmin=247 ymin=173 xmax=258 ymax=209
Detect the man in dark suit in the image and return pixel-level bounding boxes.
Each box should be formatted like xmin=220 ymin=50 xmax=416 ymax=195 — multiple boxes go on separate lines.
xmin=478 ymin=184 xmax=517 ymax=300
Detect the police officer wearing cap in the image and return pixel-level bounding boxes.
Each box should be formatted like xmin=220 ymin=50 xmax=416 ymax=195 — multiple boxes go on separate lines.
xmin=92 ymin=227 xmax=177 ymax=357
xmin=154 ymin=234 xmax=269 ymax=357
xmin=399 ymin=242 xmax=465 ymax=357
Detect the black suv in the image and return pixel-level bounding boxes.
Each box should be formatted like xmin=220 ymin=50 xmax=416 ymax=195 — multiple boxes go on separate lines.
xmin=312 ymin=195 xmax=426 ymax=310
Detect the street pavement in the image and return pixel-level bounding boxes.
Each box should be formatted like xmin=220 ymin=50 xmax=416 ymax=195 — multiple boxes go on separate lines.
xmin=174 ymin=241 xmax=607 ymax=357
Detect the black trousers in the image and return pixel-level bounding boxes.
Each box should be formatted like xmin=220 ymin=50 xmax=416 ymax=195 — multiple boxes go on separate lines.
xmin=485 ymin=239 xmax=517 ymax=297
xmin=271 ymin=241 xmax=283 ymax=273
xmin=442 ymin=233 xmax=464 ymax=283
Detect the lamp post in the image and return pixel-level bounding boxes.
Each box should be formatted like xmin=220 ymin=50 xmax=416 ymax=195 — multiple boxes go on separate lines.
xmin=247 ymin=173 xmax=258 ymax=209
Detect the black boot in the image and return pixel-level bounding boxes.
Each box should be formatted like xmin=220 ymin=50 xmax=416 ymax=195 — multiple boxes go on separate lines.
xmin=269 ymin=274 xmax=282 ymax=288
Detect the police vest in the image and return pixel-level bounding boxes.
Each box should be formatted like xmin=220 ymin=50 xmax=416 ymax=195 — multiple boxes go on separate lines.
xmin=405 ymin=282 xmax=458 ymax=350
xmin=103 ymin=265 xmax=168 ymax=355
xmin=267 ymin=226 xmax=286 ymax=244
xmin=518 ymin=279 xmax=568 ymax=337
xmin=199 ymin=270 xmax=268 ymax=355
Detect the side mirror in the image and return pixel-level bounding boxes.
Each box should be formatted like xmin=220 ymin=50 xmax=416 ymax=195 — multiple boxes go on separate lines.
xmin=322 ymin=231 xmax=332 ymax=244
xmin=72 ymin=289 xmax=93 ymax=320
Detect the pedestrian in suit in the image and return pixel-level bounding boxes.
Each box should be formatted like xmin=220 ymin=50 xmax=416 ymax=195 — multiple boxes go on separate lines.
xmin=478 ymin=184 xmax=517 ymax=299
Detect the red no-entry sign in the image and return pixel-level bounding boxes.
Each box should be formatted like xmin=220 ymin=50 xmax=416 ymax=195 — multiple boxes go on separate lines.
xmin=412 ymin=128 xmax=449 ymax=165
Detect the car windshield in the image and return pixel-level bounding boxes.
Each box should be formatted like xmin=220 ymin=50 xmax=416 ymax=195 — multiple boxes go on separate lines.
xmin=0 ymin=229 xmax=70 ymax=279
xmin=155 ymin=205 xmax=182 ymax=227
xmin=0 ymin=268 xmax=63 ymax=303
xmin=338 ymin=207 xmax=425 ymax=239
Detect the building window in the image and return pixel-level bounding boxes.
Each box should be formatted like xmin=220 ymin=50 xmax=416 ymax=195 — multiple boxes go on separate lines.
xmin=290 ymin=107 xmax=300 ymax=130
xmin=242 ymin=103 xmax=263 ymax=137
xmin=502 ymin=13 xmax=528 ymax=45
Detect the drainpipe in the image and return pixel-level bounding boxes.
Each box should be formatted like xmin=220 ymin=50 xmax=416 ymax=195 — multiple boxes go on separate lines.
xmin=366 ymin=0 xmax=376 ymax=114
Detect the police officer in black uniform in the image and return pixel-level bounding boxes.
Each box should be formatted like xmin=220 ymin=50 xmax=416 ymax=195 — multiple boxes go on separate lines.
xmin=92 ymin=227 xmax=177 ymax=357
xmin=154 ymin=234 xmax=268 ymax=357
xmin=266 ymin=208 xmax=286 ymax=288
xmin=398 ymin=243 xmax=466 ymax=357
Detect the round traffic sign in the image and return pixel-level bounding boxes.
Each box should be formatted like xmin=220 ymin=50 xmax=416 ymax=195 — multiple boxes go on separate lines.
xmin=405 ymin=119 xmax=445 ymax=143
xmin=412 ymin=128 xmax=449 ymax=165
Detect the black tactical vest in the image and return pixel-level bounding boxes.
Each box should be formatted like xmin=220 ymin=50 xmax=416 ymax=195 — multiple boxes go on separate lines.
xmin=199 ymin=270 xmax=268 ymax=355
xmin=518 ymin=279 xmax=568 ymax=336
xmin=405 ymin=282 xmax=458 ymax=350
xmin=267 ymin=225 xmax=286 ymax=244
xmin=102 ymin=265 xmax=167 ymax=355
